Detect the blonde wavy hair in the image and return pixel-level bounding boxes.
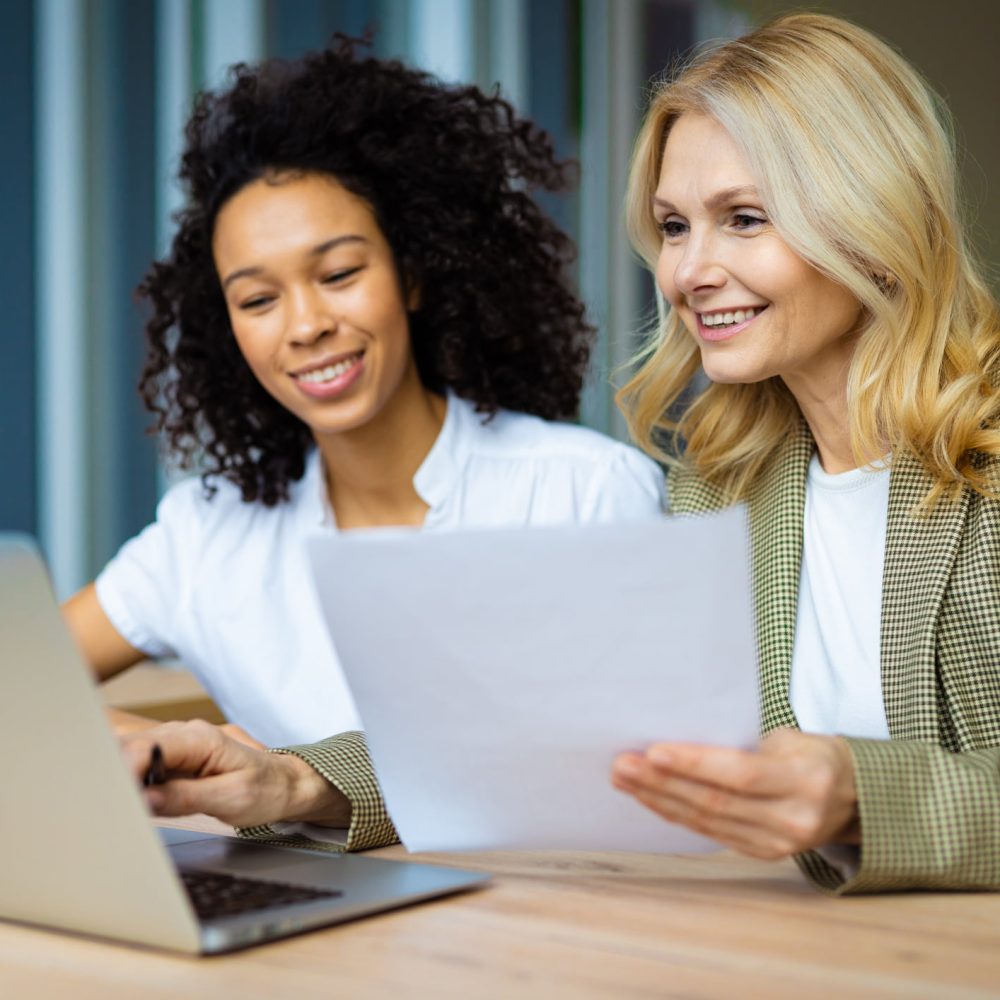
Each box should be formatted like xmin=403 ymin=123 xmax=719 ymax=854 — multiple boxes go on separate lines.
xmin=618 ymin=12 xmax=1000 ymax=504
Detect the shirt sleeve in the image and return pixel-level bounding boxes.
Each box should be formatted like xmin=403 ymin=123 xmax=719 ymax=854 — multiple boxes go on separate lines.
xmin=94 ymin=477 xmax=205 ymax=659
xmin=237 ymin=732 xmax=400 ymax=853
xmin=795 ymin=738 xmax=1000 ymax=893
xmin=580 ymin=447 xmax=666 ymax=522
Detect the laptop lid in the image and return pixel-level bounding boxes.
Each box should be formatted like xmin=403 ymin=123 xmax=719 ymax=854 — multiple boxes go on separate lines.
xmin=0 ymin=534 xmax=202 ymax=952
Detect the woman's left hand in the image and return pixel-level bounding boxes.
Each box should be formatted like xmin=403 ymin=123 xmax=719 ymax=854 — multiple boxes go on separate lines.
xmin=611 ymin=728 xmax=859 ymax=859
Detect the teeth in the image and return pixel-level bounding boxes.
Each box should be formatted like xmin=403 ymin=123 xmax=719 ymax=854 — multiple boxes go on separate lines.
xmin=701 ymin=307 xmax=761 ymax=328
xmin=296 ymin=356 xmax=360 ymax=383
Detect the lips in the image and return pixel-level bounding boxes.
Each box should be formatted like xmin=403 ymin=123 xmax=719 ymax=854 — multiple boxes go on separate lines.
xmin=293 ymin=351 xmax=364 ymax=384
xmin=290 ymin=350 xmax=366 ymax=399
xmin=696 ymin=305 xmax=768 ymax=342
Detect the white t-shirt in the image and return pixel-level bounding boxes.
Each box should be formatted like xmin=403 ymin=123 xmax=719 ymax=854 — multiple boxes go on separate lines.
xmin=789 ymin=454 xmax=891 ymax=740
xmin=96 ymin=395 xmax=665 ymax=746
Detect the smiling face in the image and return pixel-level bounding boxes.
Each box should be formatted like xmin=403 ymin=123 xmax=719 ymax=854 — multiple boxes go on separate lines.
xmin=213 ymin=171 xmax=424 ymax=443
xmin=654 ymin=114 xmax=862 ymax=396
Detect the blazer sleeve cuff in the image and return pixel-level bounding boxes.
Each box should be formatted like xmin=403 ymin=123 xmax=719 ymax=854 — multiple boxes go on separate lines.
xmin=797 ymin=737 xmax=1000 ymax=894
xmin=236 ymin=731 xmax=400 ymax=852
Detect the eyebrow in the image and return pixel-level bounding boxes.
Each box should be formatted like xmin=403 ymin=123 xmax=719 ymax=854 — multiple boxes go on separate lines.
xmin=652 ymin=185 xmax=761 ymax=214
xmin=220 ymin=235 xmax=369 ymax=290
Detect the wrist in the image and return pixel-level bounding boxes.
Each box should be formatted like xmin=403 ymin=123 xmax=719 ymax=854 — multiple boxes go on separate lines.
xmin=272 ymin=751 xmax=352 ymax=827
xmin=831 ymin=737 xmax=861 ymax=844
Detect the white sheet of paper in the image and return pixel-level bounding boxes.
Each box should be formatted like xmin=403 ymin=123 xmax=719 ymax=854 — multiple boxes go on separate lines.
xmin=307 ymin=507 xmax=758 ymax=853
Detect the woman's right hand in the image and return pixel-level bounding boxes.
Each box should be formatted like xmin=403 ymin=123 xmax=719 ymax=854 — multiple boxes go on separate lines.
xmin=121 ymin=720 xmax=351 ymax=829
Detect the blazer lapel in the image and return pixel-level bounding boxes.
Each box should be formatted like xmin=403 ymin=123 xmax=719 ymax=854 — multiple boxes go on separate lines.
xmin=880 ymin=453 xmax=971 ymax=741
xmin=748 ymin=423 xmax=814 ymax=735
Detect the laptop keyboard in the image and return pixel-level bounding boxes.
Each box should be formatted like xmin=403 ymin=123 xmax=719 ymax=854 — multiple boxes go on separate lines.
xmin=179 ymin=868 xmax=343 ymax=920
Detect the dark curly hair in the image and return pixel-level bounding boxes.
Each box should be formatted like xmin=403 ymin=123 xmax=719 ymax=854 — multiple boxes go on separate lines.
xmin=138 ymin=38 xmax=594 ymax=506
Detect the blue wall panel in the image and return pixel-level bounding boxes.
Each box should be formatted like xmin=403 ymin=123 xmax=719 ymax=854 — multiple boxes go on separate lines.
xmin=0 ymin=0 xmax=36 ymax=534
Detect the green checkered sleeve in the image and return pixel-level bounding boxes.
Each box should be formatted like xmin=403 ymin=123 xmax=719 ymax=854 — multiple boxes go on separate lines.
xmin=237 ymin=731 xmax=400 ymax=853
xmin=796 ymin=738 xmax=1000 ymax=894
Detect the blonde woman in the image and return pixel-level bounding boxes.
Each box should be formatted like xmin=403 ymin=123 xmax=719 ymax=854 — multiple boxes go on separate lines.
xmin=609 ymin=13 xmax=1000 ymax=893
xmin=124 ymin=14 xmax=1000 ymax=892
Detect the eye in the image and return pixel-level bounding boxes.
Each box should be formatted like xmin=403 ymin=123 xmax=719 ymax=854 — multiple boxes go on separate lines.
xmin=321 ymin=266 xmax=363 ymax=286
xmin=657 ymin=217 xmax=688 ymax=240
xmin=238 ymin=294 xmax=275 ymax=311
xmin=731 ymin=212 xmax=767 ymax=232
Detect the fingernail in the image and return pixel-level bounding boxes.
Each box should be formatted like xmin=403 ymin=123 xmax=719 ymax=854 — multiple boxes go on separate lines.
xmin=615 ymin=756 xmax=641 ymax=779
xmin=647 ymin=746 xmax=673 ymax=767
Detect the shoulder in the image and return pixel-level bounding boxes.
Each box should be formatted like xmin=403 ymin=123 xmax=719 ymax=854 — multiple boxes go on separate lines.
xmin=961 ymin=454 xmax=1000 ymax=533
xmin=153 ymin=470 xmax=250 ymax=533
xmin=153 ymin=451 xmax=320 ymax=538
xmin=451 ymin=398 xmax=665 ymax=516
xmin=669 ymin=419 xmax=814 ymax=515
xmin=463 ymin=400 xmax=651 ymax=467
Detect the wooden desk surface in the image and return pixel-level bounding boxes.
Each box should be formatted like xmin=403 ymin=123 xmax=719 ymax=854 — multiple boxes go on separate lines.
xmin=1 ymin=815 xmax=998 ymax=999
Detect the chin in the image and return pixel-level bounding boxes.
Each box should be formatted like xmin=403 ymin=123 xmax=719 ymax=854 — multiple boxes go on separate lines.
xmin=700 ymin=353 xmax=774 ymax=387
xmin=701 ymin=365 xmax=759 ymax=386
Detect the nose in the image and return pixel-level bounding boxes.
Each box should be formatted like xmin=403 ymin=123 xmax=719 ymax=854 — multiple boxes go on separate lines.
xmin=287 ymin=285 xmax=336 ymax=345
xmin=669 ymin=231 xmax=726 ymax=299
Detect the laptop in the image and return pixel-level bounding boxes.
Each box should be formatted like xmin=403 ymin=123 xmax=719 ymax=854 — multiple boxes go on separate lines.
xmin=0 ymin=534 xmax=488 ymax=954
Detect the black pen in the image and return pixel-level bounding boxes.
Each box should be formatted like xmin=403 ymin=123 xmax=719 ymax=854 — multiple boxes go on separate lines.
xmin=143 ymin=743 xmax=167 ymax=787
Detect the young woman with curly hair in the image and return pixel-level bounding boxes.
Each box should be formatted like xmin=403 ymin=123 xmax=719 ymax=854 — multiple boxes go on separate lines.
xmin=64 ymin=41 xmax=663 ymax=749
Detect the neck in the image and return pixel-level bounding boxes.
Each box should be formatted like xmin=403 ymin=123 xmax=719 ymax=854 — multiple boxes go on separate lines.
xmin=316 ymin=374 xmax=447 ymax=530
xmin=781 ymin=368 xmax=857 ymax=474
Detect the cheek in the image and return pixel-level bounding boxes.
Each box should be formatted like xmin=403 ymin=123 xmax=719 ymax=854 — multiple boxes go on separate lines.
xmin=229 ymin=323 xmax=275 ymax=378
xmin=371 ymin=294 xmax=414 ymax=359
xmin=826 ymin=287 xmax=863 ymax=337
xmin=797 ymin=274 xmax=862 ymax=340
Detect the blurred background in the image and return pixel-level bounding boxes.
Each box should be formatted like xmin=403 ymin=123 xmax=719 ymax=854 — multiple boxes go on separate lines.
xmin=3 ymin=0 xmax=997 ymax=599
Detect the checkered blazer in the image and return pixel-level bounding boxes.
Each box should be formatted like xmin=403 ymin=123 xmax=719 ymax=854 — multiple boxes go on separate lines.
xmin=669 ymin=421 xmax=1000 ymax=893
xmin=243 ymin=422 xmax=1000 ymax=893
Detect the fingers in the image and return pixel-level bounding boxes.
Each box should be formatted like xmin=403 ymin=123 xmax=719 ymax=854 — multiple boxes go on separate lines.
xmin=144 ymin=771 xmax=265 ymax=826
xmin=617 ymin=764 xmax=820 ymax=859
xmin=135 ymin=719 xmax=252 ymax=779
xmin=122 ymin=720 xmax=281 ymax=826
xmin=625 ymin=784 xmax=795 ymax=860
xmin=613 ymin=752 xmax=789 ymax=840
xmin=611 ymin=732 xmax=860 ymax=858
xmin=641 ymin=742 xmax=788 ymax=797
xmin=128 ymin=722 xmax=302 ymax=827
xmin=120 ymin=733 xmax=157 ymax=782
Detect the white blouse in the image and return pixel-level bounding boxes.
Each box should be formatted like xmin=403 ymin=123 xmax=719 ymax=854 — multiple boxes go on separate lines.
xmin=96 ymin=395 xmax=665 ymax=746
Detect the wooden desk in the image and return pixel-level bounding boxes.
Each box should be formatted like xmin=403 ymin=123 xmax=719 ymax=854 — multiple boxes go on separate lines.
xmin=101 ymin=664 xmax=225 ymax=724
xmin=1 ymin=815 xmax=998 ymax=999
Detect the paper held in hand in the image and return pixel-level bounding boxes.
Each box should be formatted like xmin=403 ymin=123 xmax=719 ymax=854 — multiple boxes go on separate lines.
xmin=307 ymin=507 xmax=758 ymax=853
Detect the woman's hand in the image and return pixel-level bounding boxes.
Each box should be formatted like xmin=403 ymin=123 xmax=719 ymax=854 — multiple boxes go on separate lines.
xmin=611 ymin=728 xmax=859 ymax=859
xmin=120 ymin=720 xmax=351 ymax=829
